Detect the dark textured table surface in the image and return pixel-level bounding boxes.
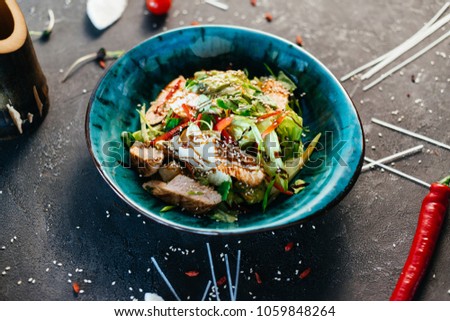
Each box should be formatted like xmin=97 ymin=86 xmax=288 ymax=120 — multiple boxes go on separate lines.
xmin=1 ymin=0 xmax=449 ymax=301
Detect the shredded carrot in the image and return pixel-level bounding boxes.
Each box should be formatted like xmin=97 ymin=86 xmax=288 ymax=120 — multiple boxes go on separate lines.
xmin=214 ymin=117 xmax=233 ymax=132
xmin=261 ymin=114 xmax=287 ymax=139
xmin=273 ymin=181 xmax=294 ymax=196
xmin=150 ymin=122 xmax=189 ymax=146
xmin=257 ymin=110 xmax=283 ymax=121
xmin=181 ymin=104 xmax=192 ymax=119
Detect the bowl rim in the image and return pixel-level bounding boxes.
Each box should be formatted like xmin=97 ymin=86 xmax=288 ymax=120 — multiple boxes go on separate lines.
xmin=85 ymin=25 xmax=365 ymax=236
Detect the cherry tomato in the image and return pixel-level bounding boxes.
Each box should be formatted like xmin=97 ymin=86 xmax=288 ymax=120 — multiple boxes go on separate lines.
xmin=146 ymin=0 xmax=172 ymax=15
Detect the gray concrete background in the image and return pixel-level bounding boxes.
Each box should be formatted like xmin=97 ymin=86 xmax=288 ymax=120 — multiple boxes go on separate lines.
xmin=0 ymin=0 xmax=449 ymax=300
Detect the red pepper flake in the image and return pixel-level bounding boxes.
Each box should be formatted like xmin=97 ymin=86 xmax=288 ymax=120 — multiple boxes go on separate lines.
xmin=98 ymin=60 xmax=106 ymax=69
xmin=255 ymin=272 xmax=262 ymax=284
xmin=265 ymin=12 xmax=273 ymax=22
xmin=72 ymin=282 xmax=80 ymax=294
xmin=284 ymin=242 xmax=294 ymax=252
xmin=185 ymin=270 xmax=200 ymax=277
xmin=191 ymin=21 xmax=200 ymax=26
xmin=217 ymin=276 xmax=227 ymax=286
xmin=299 ymin=267 xmax=311 ymax=280
xmin=250 ymin=0 xmax=257 ymax=6
xmin=296 ymin=35 xmax=304 ymax=47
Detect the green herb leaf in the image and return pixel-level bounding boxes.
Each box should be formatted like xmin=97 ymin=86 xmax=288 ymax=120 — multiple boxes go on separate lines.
xmin=121 ymin=131 xmax=135 ymax=148
xmin=262 ymin=179 xmax=276 ymax=212
xmin=277 ymin=71 xmax=297 ymax=92
xmin=160 ymin=205 xmax=176 ymax=212
xmin=217 ymin=180 xmax=232 ymax=201
xmin=165 ymin=118 xmax=181 ymax=132
xmin=216 ymin=98 xmax=238 ymax=111
xmin=210 ymin=211 xmax=238 ymax=223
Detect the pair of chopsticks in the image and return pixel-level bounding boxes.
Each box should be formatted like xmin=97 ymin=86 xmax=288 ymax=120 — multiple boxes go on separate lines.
xmin=363 ymin=118 xmax=450 ymax=188
xmin=341 ymin=2 xmax=450 ymax=90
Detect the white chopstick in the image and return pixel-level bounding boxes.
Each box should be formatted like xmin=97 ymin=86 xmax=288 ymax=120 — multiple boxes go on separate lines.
xmin=371 ymin=118 xmax=450 ymax=151
xmin=205 ymin=0 xmax=229 ymax=11
xmin=362 ymin=145 xmax=423 ymax=172
xmin=364 ymin=157 xmax=431 ymax=188
xmin=206 ymin=243 xmax=220 ymax=301
xmin=361 ymin=13 xmax=450 ymax=80
xmin=341 ymin=2 xmax=450 ymax=82
xmin=363 ymin=30 xmax=450 ymax=91
xmin=151 ymin=257 xmax=181 ymax=301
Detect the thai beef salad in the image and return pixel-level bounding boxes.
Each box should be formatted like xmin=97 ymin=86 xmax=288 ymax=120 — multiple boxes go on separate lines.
xmin=121 ymin=69 xmax=321 ymax=222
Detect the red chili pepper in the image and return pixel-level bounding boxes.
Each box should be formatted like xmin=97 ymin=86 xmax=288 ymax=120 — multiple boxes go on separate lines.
xmin=390 ymin=175 xmax=450 ymax=301
xmin=284 ymin=241 xmax=294 ymax=252
xmin=299 ymin=267 xmax=311 ymax=280
xmin=261 ymin=114 xmax=287 ymax=139
xmin=184 ymin=270 xmax=200 ymax=277
xmin=217 ymin=276 xmax=227 ymax=286
xmin=149 ymin=122 xmax=189 ymax=146
xmin=250 ymin=0 xmax=257 ymax=7
xmin=72 ymin=282 xmax=80 ymax=294
xmin=296 ymin=35 xmax=304 ymax=47
xmin=214 ymin=117 xmax=233 ymax=132
xmin=255 ymin=272 xmax=262 ymax=284
xmin=146 ymin=0 xmax=171 ymax=15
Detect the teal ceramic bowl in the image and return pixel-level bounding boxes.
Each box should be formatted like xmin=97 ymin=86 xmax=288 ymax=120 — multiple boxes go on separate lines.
xmin=86 ymin=26 xmax=364 ymax=235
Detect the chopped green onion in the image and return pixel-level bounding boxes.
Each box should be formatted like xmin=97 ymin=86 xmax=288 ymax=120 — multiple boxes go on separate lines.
xmin=160 ymin=205 xmax=176 ymax=212
xmin=262 ymin=179 xmax=276 ymax=212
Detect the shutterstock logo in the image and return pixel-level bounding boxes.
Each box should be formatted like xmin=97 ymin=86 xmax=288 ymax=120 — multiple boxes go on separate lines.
xmin=100 ymin=131 xmax=348 ymax=170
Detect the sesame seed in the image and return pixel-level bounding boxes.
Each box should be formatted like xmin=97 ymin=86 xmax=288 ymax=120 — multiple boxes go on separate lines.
xmin=68 ymin=279 xmax=72 ymax=283
xmin=5 ymin=266 xmax=11 ymax=271
xmin=45 ymin=268 xmax=49 ymax=272
xmin=82 ymin=89 xmax=87 ymax=94
xmin=17 ymin=280 xmax=22 ymax=285
xmin=68 ymin=273 xmax=72 ymax=277
xmin=28 ymin=278 xmax=33 ymax=283
xmin=1 ymin=246 xmax=5 ymax=250
xmin=112 ymin=281 xmax=116 ymax=286
xmin=53 ymin=260 xmax=57 ymax=265
xmin=129 ymin=287 xmax=133 ymax=291
xmin=371 ymin=146 xmax=376 ymax=150
xmin=57 ymin=263 xmax=63 ymax=267
xmin=1 ymin=271 xmax=6 ymax=276
xmin=79 ymin=290 xmax=85 ymax=294
xmin=128 ymin=270 xmax=132 ymax=274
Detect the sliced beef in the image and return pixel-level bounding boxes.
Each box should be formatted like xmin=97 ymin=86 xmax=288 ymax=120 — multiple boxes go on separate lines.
xmin=158 ymin=161 xmax=182 ymax=182
xmin=130 ymin=141 xmax=164 ymax=177
xmin=143 ymin=175 xmax=221 ymax=214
